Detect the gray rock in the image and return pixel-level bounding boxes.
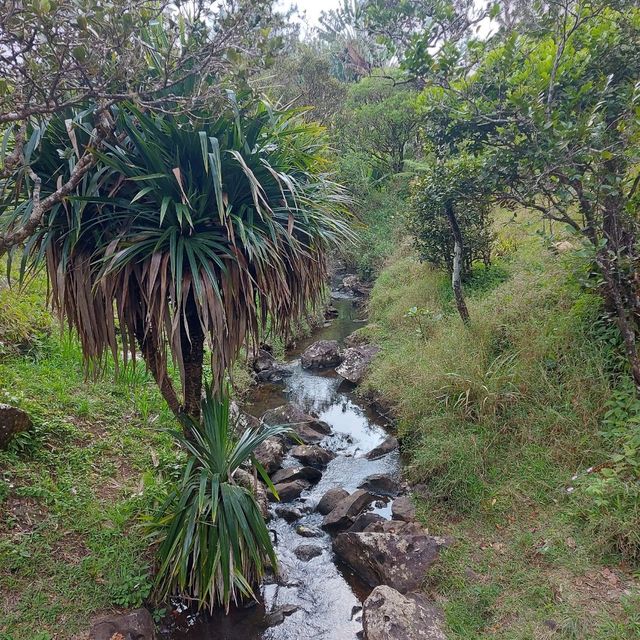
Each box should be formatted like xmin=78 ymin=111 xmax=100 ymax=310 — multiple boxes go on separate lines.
xmin=335 ymin=345 xmax=380 ymax=385
xmin=301 ymin=340 xmax=342 ymax=369
xmin=262 ymin=404 xmax=331 ymax=444
xmin=323 ymin=489 xmax=376 ymax=532
xmin=333 ymin=531 xmax=445 ymax=593
xmin=365 ymin=435 xmax=399 ymax=460
xmin=271 ymin=466 xmax=322 ymax=485
xmin=252 ymin=349 xmax=292 ymax=383
xmin=0 ymin=404 xmax=32 ymax=449
xmin=391 ymin=495 xmax=416 ymax=522
xmin=235 ymin=468 xmax=269 ymax=519
xmin=358 ymin=473 xmax=402 ymax=497
xmin=255 ymin=437 xmax=285 ymax=475
xmin=270 ymin=479 xmax=310 ymax=502
xmin=275 ymin=505 xmax=303 ymax=523
xmin=348 ymin=513 xmax=386 ymax=533
xmin=317 ymin=487 xmax=350 ymax=515
xmin=295 ymin=524 xmax=323 ymax=538
xmin=364 ymin=520 xmax=427 ymax=535
xmin=266 ymin=603 xmax=299 ymax=626
xmin=290 ymin=444 xmax=335 ymax=468
xmin=294 ymin=544 xmax=323 ymax=561
xmin=340 ymin=274 xmax=371 ymax=297
xmin=90 ymin=608 xmax=155 ymax=640
xmin=253 ymin=348 xmax=276 ymax=373
xmin=363 ymin=585 xmax=446 ymax=640
xmin=344 ymin=329 xmax=369 ymax=348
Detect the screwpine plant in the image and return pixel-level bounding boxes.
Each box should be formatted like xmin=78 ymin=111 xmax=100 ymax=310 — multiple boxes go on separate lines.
xmin=3 ymin=96 xmax=351 ymax=422
xmin=150 ymin=387 xmax=290 ymax=611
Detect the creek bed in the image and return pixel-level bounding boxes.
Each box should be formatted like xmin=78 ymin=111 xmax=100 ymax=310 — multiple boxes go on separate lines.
xmin=166 ymin=296 xmax=400 ymax=640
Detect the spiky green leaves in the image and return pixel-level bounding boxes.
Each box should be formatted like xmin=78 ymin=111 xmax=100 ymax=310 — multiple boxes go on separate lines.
xmin=8 ymin=96 xmax=352 ymax=407
xmin=150 ymin=388 xmax=291 ymax=611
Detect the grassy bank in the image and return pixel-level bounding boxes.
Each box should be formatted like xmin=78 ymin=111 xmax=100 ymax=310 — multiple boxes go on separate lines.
xmin=363 ymin=219 xmax=640 ymax=639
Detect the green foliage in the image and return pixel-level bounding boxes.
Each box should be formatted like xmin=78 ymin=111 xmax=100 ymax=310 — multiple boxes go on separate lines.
xmin=266 ymin=45 xmax=347 ymax=125
xmin=569 ymin=381 xmax=640 ymax=563
xmin=339 ymin=181 xmax=405 ymax=278
xmin=339 ymin=72 xmax=420 ymax=175
xmin=4 ymin=97 xmax=351 ymax=406
xmin=317 ymin=0 xmax=390 ymax=81
xmin=0 ymin=324 xmax=178 ymax=638
xmin=150 ymin=388 xmax=290 ymax=612
xmin=363 ymin=223 xmax=639 ymax=635
xmin=410 ymin=156 xmax=495 ymax=276
xmin=0 ymin=265 xmax=52 ymax=358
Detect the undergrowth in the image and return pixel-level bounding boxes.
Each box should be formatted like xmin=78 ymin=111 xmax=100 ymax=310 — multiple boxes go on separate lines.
xmin=363 ymin=217 xmax=640 ymax=638
xmin=0 ymin=327 xmax=178 ymax=638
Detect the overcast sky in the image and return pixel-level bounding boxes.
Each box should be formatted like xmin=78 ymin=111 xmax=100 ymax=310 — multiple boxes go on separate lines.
xmin=278 ymin=0 xmax=343 ymax=33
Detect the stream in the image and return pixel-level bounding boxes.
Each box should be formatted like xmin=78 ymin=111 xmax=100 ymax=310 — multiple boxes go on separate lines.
xmin=166 ymin=293 xmax=401 ymax=640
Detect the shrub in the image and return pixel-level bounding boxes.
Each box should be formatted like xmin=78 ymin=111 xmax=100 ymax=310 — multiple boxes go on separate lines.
xmin=149 ymin=388 xmax=290 ymax=611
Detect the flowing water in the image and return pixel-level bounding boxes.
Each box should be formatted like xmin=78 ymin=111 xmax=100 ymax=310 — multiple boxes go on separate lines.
xmin=165 ymin=295 xmax=400 ymax=640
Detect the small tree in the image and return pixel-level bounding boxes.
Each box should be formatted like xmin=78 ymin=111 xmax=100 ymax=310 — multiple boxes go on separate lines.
xmin=368 ymin=0 xmax=640 ymax=388
xmin=410 ymin=155 xmax=494 ymax=323
xmin=339 ymin=73 xmax=420 ymax=175
xmin=2 ymin=98 xmax=350 ymax=421
xmin=0 ymin=0 xmax=290 ymax=254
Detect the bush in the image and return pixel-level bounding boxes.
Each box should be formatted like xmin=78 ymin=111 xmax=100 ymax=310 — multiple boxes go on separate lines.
xmin=149 ymin=389 xmax=290 ymax=611
xmin=409 ymin=155 xmax=495 ymax=278
xmin=0 ymin=266 xmax=53 ymax=358
xmin=364 ymin=228 xmax=617 ymax=515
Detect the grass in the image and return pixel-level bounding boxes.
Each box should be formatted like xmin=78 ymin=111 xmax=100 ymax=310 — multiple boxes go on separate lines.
xmin=0 ymin=322 xmax=179 ymax=638
xmin=362 ymin=214 xmax=640 ymax=639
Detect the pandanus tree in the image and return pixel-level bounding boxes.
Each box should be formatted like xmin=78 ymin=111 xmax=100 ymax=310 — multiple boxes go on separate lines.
xmin=3 ymin=96 xmax=350 ymax=421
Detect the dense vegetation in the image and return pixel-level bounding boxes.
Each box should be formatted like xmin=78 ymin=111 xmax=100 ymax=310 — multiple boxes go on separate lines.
xmin=1 ymin=0 xmax=639 ymax=638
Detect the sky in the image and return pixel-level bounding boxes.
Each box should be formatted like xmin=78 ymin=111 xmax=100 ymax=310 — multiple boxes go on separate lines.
xmin=277 ymin=0 xmax=343 ymax=32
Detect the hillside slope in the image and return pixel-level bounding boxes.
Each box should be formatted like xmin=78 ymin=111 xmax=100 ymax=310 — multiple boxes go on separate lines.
xmin=362 ymin=222 xmax=640 ymax=639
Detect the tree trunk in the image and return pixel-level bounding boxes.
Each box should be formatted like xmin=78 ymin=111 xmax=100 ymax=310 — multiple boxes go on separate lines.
xmin=445 ymin=203 xmax=470 ymax=324
xmin=134 ymin=323 xmax=181 ymax=418
xmin=180 ymin=293 xmax=205 ymax=422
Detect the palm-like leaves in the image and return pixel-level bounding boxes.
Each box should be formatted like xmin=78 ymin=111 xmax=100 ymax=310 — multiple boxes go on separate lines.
xmin=151 ymin=388 xmax=290 ymax=611
xmin=5 ymin=97 xmax=351 ymax=407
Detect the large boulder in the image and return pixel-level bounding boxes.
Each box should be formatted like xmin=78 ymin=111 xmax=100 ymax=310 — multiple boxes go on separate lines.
xmin=255 ymin=438 xmax=285 ymax=475
xmin=235 ymin=468 xmax=269 ymax=519
xmin=348 ymin=513 xmax=386 ymax=533
xmin=322 ymin=489 xmax=375 ymax=532
xmin=301 ymin=340 xmax=342 ymax=369
xmin=391 ymin=495 xmax=416 ymax=522
xmin=294 ymin=544 xmax=323 ymax=561
xmin=358 ymin=474 xmax=402 ymax=498
xmin=332 ymin=530 xmax=444 ymax=592
xmin=262 ymin=404 xmax=331 ymax=444
xmin=363 ymin=586 xmax=446 ymax=640
xmin=90 ymin=608 xmax=155 ymax=640
xmin=340 ymin=274 xmax=370 ymax=297
xmin=271 ymin=466 xmax=322 ymax=485
xmin=343 ymin=329 xmax=369 ymax=349
xmin=336 ymin=345 xmax=380 ymax=385
xmin=317 ymin=487 xmax=350 ymax=515
xmin=252 ymin=349 xmax=292 ymax=383
xmin=0 ymin=404 xmax=32 ymax=449
xmin=290 ymin=444 xmax=335 ymax=468
xmin=365 ymin=435 xmax=399 ymax=460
